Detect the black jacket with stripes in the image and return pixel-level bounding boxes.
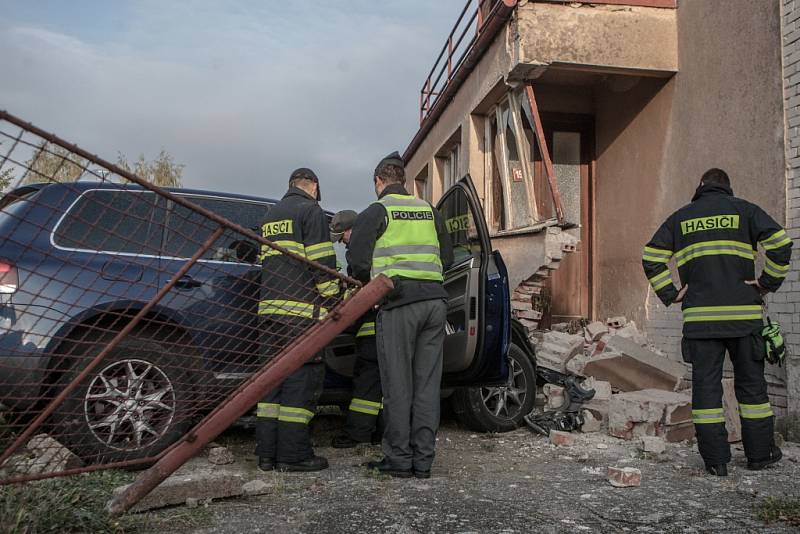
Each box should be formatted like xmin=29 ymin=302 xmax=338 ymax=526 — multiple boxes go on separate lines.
xmin=259 ymin=187 xmax=339 ymax=321
xmin=642 ymin=183 xmax=793 ymax=339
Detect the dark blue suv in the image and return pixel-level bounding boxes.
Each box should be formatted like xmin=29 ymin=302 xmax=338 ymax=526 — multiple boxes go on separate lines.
xmin=0 ymin=177 xmax=535 ymax=462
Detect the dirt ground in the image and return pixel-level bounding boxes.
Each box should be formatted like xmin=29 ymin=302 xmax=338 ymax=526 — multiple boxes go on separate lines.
xmin=144 ymin=410 xmax=800 ymax=534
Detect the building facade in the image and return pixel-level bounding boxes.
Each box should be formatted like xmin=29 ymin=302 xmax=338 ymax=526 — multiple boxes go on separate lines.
xmin=404 ymin=0 xmax=798 ymax=432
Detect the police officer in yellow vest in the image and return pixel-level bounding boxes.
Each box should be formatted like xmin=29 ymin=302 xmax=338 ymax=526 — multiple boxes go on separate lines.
xmin=349 ymin=152 xmax=454 ymax=478
xmin=255 ymin=168 xmax=339 ymax=472
xmin=329 ymin=210 xmax=384 ymax=448
xmin=643 ymin=169 xmax=793 ymax=476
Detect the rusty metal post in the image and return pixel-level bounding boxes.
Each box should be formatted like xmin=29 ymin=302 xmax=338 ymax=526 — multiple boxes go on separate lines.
xmin=524 ymin=83 xmax=565 ymax=223
xmin=106 ymin=275 xmax=393 ymax=516
xmin=447 ymin=37 xmax=453 ymax=80
xmin=0 ymin=227 xmax=225 ymax=468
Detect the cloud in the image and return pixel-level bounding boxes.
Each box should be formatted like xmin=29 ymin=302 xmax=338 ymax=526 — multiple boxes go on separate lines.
xmin=0 ymin=0 xmax=462 ymax=210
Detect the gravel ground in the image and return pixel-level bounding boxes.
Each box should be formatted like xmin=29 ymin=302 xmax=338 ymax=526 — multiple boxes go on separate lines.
xmin=146 ymin=411 xmax=800 ymax=534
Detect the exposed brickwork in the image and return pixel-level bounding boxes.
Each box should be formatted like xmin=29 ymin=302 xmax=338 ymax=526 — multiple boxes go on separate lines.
xmin=783 ymin=0 xmax=800 ymax=435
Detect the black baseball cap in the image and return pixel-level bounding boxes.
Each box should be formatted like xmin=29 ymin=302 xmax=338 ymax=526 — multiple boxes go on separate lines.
xmin=289 ymin=167 xmax=321 ymax=200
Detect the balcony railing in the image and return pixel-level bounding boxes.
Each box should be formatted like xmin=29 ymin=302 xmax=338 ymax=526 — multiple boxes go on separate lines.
xmin=419 ymin=0 xmax=513 ymax=126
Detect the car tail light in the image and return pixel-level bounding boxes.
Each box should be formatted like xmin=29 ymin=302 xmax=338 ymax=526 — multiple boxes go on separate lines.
xmin=0 ymin=261 xmax=18 ymax=294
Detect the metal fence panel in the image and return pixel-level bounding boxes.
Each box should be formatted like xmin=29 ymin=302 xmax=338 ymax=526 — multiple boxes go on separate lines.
xmin=0 ymin=111 xmax=382 ymax=492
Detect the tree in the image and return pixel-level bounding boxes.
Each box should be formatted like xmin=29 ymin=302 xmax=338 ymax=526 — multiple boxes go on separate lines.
xmin=0 ymin=167 xmax=13 ymax=191
xmin=23 ymin=141 xmax=87 ymax=185
xmin=117 ymin=150 xmax=184 ymax=188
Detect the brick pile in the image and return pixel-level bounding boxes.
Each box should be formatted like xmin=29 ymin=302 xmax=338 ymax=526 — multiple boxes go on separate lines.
xmin=534 ymin=316 xmax=741 ymax=445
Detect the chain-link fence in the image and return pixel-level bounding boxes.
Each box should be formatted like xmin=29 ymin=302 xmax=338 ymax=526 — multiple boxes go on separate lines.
xmin=0 ymin=111 xmax=387 ymax=501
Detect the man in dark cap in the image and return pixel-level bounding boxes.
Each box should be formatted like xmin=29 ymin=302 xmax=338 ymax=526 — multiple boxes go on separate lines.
xmin=255 ymin=168 xmax=338 ymax=472
xmin=349 ymin=151 xmax=454 ymax=478
xmin=329 ymin=210 xmax=384 ymax=448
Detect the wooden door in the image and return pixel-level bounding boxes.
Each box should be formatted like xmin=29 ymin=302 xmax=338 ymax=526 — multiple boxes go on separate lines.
xmin=539 ymin=114 xmax=594 ymax=323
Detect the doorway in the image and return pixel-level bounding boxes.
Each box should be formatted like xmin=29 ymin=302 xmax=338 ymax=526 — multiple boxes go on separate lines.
xmin=536 ymin=114 xmax=594 ymax=323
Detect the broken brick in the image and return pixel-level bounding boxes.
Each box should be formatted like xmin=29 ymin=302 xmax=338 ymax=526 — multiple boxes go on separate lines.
xmin=608 ymin=389 xmax=693 ymax=442
xmin=581 ymin=409 xmax=603 ymax=433
xmin=536 ymin=331 xmax=584 ymax=373
xmin=583 ymin=377 xmax=612 ymax=401
xmin=639 ymin=436 xmax=666 ymax=454
xmin=584 ymin=321 xmax=609 ymax=342
xmin=606 ymin=316 xmax=628 ymax=329
xmin=543 ymin=383 xmax=566 ymax=410
xmin=607 ymin=467 xmax=641 ymax=488
xmin=549 ymin=430 xmax=575 ymax=446
xmin=584 ymin=336 xmax=687 ymax=392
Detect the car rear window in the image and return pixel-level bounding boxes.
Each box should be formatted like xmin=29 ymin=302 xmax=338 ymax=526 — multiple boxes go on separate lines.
xmin=53 ymin=189 xmax=164 ymax=254
xmin=0 ymin=186 xmax=43 ymax=214
xmin=163 ymin=196 xmax=271 ymax=262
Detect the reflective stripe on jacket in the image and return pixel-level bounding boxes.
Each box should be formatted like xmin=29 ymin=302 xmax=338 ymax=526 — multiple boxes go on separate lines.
xmin=642 ymin=183 xmax=793 ymax=339
xmin=371 ymin=194 xmax=443 ymax=282
xmin=259 ymin=187 xmax=339 ymax=321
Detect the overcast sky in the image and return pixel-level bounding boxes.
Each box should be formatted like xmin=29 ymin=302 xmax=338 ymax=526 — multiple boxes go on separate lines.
xmin=0 ymin=1 xmax=463 ymax=210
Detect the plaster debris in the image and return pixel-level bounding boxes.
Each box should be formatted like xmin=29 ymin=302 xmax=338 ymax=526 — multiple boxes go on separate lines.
xmin=639 ymin=436 xmax=666 ymax=454
xmin=208 ymin=446 xmax=236 ymax=465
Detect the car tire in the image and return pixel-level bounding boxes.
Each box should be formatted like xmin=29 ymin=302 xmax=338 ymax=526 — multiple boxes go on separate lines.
xmin=48 ymin=330 xmax=199 ymax=465
xmin=451 ymin=343 xmax=536 ymax=433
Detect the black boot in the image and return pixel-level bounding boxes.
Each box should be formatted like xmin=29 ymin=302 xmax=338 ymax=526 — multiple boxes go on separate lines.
xmin=364 ymin=458 xmax=412 ymax=478
xmin=258 ymin=457 xmax=275 ymax=472
xmin=747 ymin=446 xmax=782 ymax=471
xmin=705 ymin=463 xmax=728 ymax=476
xmin=277 ymin=455 xmax=329 ymax=472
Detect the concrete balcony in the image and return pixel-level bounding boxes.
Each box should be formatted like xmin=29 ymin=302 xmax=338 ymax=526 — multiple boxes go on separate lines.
xmin=509 ymin=1 xmax=678 ymax=81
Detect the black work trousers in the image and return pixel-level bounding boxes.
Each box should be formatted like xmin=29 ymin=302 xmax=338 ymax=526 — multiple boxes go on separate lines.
xmin=682 ymin=334 xmax=775 ymax=466
xmin=377 ymin=299 xmax=446 ymax=472
xmin=255 ymin=319 xmax=324 ymax=464
xmin=342 ymin=335 xmax=383 ymax=442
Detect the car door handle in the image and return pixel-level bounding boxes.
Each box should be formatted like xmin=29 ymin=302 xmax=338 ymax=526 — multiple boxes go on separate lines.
xmin=173 ymin=275 xmax=203 ymax=289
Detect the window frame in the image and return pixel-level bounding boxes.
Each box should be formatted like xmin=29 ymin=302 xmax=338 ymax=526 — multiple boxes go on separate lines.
xmin=485 ymin=86 xmax=565 ymax=236
xmin=50 ymin=188 xmax=164 ymax=256
xmin=162 ymin=193 xmax=272 ymax=264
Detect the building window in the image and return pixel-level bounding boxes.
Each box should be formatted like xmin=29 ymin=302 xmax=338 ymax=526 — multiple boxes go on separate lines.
xmin=442 ymin=144 xmax=460 ymax=190
xmin=485 ymin=88 xmax=559 ymax=233
xmin=415 ymin=165 xmax=431 ymax=201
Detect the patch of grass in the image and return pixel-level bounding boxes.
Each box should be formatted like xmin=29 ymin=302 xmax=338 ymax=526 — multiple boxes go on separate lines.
xmin=479 ymin=441 xmax=496 ymax=452
xmin=480 ymin=431 xmax=499 ymax=440
xmin=756 ymin=497 xmax=800 ymax=527
xmin=0 ymin=469 xmax=212 ymax=533
xmin=365 ymin=468 xmax=391 ymax=482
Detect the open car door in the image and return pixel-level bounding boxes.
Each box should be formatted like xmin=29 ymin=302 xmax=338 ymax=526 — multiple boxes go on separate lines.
xmin=437 ymin=175 xmax=510 ymax=387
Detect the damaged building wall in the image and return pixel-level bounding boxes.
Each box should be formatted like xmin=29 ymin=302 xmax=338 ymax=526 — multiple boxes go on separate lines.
xmin=782 ymin=0 xmax=800 ymax=438
xmin=595 ymin=0 xmax=786 ymax=366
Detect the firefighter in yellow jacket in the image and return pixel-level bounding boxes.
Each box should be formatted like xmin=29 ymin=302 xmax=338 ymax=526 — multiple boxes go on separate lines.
xmin=255 ymin=168 xmax=338 ymax=472
xmin=643 ymin=168 xmax=793 ymax=476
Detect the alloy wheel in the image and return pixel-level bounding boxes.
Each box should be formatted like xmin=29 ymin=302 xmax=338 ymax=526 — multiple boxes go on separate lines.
xmin=480 ymin=355 xmax=528 ymax=419
xmin=83 ymin=359 xmax=176 ymax=451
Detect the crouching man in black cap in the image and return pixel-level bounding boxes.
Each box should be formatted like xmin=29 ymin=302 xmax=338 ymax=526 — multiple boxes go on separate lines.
xmin=255 ymin=168 xmax=338 ymax=472
xmin=349 ymin=152 xmax=453 ymax=478
xmin=329 ymin=210 xmax=384 ymax=448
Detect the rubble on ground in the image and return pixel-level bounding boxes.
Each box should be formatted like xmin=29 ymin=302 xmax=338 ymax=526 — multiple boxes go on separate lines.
xmin=207 ymin=445 xmax=236 ymax=465
xmin=113 ymin=471 xmax=246 ymax=512
xmin=531 ymin=317 xmax=703 ymax=445
xmin=607 ymin=466 xmax=642 ymax=488
xmin=1 ymin=434 xmax=84 ymax=477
